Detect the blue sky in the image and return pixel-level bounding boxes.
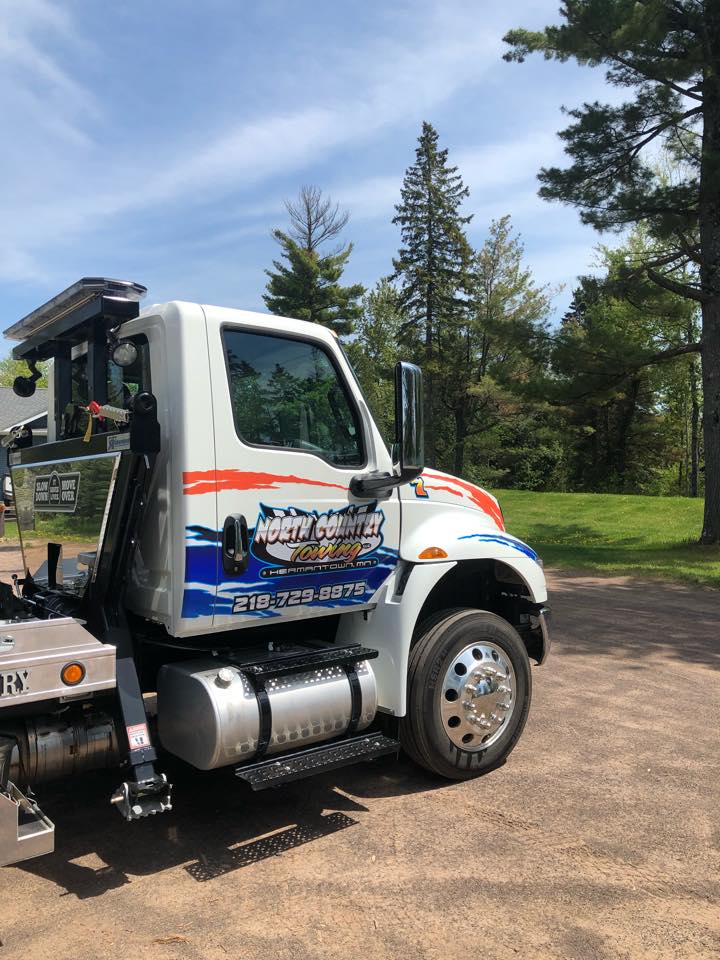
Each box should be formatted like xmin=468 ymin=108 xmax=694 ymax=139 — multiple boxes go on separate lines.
xmin=0 ymin=0 xmax=618 ymax=359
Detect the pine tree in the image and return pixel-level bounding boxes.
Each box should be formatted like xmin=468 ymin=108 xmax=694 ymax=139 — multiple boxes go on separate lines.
xmin=504 ymin=1 xmax=720 ymax=541
xmin=263 ymin=233 xmax=364 ymax=336
xmin=441 ymin=217 xmax=550 ymax=477
xmin=546 ymin=232 xmax=701 ymax=493
xmin=346 ymin=279 xmax=403 ymax=442
xmin=264 ymin=187 xmax=364 ymax=337
xmin=392 ymin=122 xmax=472 ymax=466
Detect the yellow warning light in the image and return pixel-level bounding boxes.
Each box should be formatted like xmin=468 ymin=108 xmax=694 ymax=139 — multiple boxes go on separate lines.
xmin=418 ymin=546 xmax=448 ymax=560
xmin=61 ymin=662 xmax=85 ymax=686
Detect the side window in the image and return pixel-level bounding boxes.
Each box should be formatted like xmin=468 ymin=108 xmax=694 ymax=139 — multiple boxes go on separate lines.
xmin=65 ymin=336 xmax=150 ymax=438
xmin=223 ymin=329 xmax=364 ymax=467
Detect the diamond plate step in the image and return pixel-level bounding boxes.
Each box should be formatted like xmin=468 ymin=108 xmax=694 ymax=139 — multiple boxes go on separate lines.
xmin=230 ymin=644 xmax=379 ymax=681
xmin=235 ymin=733 xmax=399 ymax=790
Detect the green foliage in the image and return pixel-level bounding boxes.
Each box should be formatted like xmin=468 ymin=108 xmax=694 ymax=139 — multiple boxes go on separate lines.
xmin=439 ymin=215 xmax=551 ymax=476
xmin=0 ymin=357 xmax=48 ymax=388
xmin=504 ymin=0 xmax=720 ymax=542
xmin=346 ymin=279 xmax=402 ymax=444
xmin=503 ymin=2 xmax=704 ymax=242
xmin=545 ymin=229 xmax=702 ymax=494
xmin=263 ymin=230 xmax=364 ymax=336
xmin=264 ymin=122 xmax=708 ymax=521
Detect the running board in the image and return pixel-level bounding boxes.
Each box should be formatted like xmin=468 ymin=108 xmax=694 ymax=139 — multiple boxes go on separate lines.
xmin=228 ymin=644 xmax=379 ymax=681
xmin=0 ymin=781 xmax=54 ymax=867
xmin=235 ymin=733 xmax=399 ymax=791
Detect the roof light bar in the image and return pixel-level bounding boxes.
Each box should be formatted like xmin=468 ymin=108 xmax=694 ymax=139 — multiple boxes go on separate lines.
xmin=3 ymin=277 xmax=147 ymax=342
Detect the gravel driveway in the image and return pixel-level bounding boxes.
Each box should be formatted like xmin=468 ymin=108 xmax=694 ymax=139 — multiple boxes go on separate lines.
xmin=0 ymin=570 xmax=718 ymax=960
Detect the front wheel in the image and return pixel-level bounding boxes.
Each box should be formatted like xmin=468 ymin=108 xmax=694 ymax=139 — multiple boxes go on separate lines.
xmin=400 ymin=608 xmax=532 ymax=780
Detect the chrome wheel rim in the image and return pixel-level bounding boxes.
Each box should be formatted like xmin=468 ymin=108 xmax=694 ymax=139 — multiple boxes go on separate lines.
xmin=440 ymin=641 xmax=516 ymax=752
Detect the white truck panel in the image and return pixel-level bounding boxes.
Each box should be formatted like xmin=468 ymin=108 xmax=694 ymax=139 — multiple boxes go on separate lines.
xmin=336 ymin=560 xmax=456 ymax=715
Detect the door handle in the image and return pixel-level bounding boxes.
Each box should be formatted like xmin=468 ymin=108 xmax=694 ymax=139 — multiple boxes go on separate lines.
xmin=222 ymin=513 xmax=249 ymax=576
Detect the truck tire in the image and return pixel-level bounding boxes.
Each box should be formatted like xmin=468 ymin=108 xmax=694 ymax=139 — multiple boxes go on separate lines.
xmin=400 ymin=608 xmax=532 ymax=780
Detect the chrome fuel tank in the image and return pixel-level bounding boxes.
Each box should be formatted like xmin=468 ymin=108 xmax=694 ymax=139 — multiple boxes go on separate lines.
xmin=156 ymin=658 xmax=377 ymax=770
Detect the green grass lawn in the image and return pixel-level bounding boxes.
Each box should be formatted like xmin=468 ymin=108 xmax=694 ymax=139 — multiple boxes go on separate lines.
xmin=494 ymin=489 xmax=720 ymax=588
xmin=3 ymin=494 xmax=719 ymax=587
xmin=0 ymin=520 xmax=18 ymax=541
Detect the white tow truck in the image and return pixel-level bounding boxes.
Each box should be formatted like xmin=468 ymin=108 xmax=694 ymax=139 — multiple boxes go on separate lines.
xmin=0 ymin=278 xmax=549 ymax=867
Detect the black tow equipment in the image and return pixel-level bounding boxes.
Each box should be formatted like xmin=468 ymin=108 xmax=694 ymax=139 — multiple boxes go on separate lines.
xmin=5 ymin=278 xmax=171 ymax=821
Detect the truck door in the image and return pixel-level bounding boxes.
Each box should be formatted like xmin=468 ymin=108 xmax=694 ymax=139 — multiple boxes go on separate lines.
xmin=204 ymin=311 xmax=400 ymax=629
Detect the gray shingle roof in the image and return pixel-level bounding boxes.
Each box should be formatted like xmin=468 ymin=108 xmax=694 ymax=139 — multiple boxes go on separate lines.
xmin=0 ymin=386 xmax=48 ymax=432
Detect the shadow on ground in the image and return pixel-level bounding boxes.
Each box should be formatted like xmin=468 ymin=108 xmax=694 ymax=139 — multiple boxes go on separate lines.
xmin=18 ymin=755 xmax=443 ymax=899
xmin=549 ymin=570 xmax=720 ymax=669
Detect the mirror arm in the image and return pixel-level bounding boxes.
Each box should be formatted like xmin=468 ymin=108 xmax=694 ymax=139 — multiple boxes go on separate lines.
xmin=349 ymin=466 xmax=422 ymax=499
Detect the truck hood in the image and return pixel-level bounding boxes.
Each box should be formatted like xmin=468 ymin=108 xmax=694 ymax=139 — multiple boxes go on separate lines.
xmin=401 ymin=469 xmax=505 ymax=531
xmin=398 ymin=470 xmax=545 ymax=601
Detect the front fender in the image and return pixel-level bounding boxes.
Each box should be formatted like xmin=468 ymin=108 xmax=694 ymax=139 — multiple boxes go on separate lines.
xmin=400 ymin=500 xmax=547 ymax=604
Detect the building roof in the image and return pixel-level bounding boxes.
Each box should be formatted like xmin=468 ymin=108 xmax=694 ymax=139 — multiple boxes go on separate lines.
xmin=0 ymin=386 xmax=48 ymax=433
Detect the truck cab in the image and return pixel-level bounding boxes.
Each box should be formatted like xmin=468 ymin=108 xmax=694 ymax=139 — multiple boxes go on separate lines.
xmin=0 ymin=279 xmax=549 ymax=868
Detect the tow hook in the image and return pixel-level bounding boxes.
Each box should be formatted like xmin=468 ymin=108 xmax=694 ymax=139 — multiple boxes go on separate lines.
xmin=110 ymin=774 xmax=172 ymax=821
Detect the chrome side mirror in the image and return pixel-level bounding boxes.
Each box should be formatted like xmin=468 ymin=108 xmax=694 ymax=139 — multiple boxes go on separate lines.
xmin=394 ymin=361 xmax=424 ymax=479
xmin=350 ymin=360 xmax=424 ymax=499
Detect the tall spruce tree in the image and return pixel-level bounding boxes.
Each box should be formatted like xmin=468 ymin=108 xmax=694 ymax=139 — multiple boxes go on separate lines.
xmin=392 ymin=122 xmax=472 ymax=466
xmin=440 ymin=216 xmax=550 ymax=477
xmin=264 ymin=187 xmax=364 ymax=337
xmin=504 ymin=1 xmax=720 ymax=542
xmin=346 ymin=279 xmax=403 ymax=442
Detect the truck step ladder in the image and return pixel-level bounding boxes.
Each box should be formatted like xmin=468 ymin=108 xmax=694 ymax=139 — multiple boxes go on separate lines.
xmin=235 ymin=732 xmax=399 ymax=791
xmin=0 ymin=781 xmax=54 ymax=867
xmin=227 ymin=643 xmax=380 ymax=679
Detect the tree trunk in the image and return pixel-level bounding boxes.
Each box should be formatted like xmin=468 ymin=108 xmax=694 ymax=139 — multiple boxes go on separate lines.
xmin=699 ymin=23 xmax=720 ymax=541
xmin=454 ymin=406 xmax=466 ymax=477
xmin=700 ymin=303 xmax=720 ymax=538
xmin=424 ymin=286 xmax=435 ymax=467
xmin=614 ymin=377 xmax=640 ymax=489
xmin=690 ymin=356 xmax=700 ymax=498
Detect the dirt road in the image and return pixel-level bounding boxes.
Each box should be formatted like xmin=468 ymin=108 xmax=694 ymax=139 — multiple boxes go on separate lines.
xmin=0 ymin=570 xmax=718 ymax=960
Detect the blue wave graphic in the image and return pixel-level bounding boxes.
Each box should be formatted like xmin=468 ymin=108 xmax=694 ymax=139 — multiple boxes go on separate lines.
xmin=457 ymin=533 xmax=538 ymax=561
xmin=181 ymin=526 xmax=398 ymax=620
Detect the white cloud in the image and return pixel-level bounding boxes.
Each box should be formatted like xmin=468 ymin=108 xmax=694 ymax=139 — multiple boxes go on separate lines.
xmin=1 ymin=0 xmax=505 ymax=280
xmin=0 ymin=0 xmax=98 ymax=145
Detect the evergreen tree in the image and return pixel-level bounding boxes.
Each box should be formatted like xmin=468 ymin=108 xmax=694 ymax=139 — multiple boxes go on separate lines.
xmin=547 ymin=232 xmax=701 ymax=493
xmin=392 ymin=122 xmax=472 ymax=465
xmin=440 ymin=217 xmax=550 ymax=476
xmin=346 ymin=279 xmax=403 ymax=443
xmin=264 ymin=187 xmax=364 ymax=336
xmin=504 ymin=1 xmax=720 ymax=541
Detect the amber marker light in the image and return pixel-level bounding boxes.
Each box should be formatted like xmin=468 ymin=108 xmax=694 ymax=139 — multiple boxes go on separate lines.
xmin=418 ymin=546 xmax=448 ymax=560
xmin=61 ymin=662 xmax=86 ymax=686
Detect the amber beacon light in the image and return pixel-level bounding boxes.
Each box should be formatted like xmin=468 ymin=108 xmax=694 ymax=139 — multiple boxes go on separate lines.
xmin=61 ymin=662 xmax=86 ymax=686
xmin=418 ymin=546 xmax=448 ymax=560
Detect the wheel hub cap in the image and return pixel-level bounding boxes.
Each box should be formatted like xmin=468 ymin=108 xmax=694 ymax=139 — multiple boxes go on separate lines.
xmin=440 ymin=641 xmax=516 ymax=752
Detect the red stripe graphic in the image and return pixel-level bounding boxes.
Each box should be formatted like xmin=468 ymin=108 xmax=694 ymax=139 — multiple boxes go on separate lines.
xmin=423 ymin=471 xmax=504 ymax=530
xmin=183 ymin=469 xmax=348 ymax=496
